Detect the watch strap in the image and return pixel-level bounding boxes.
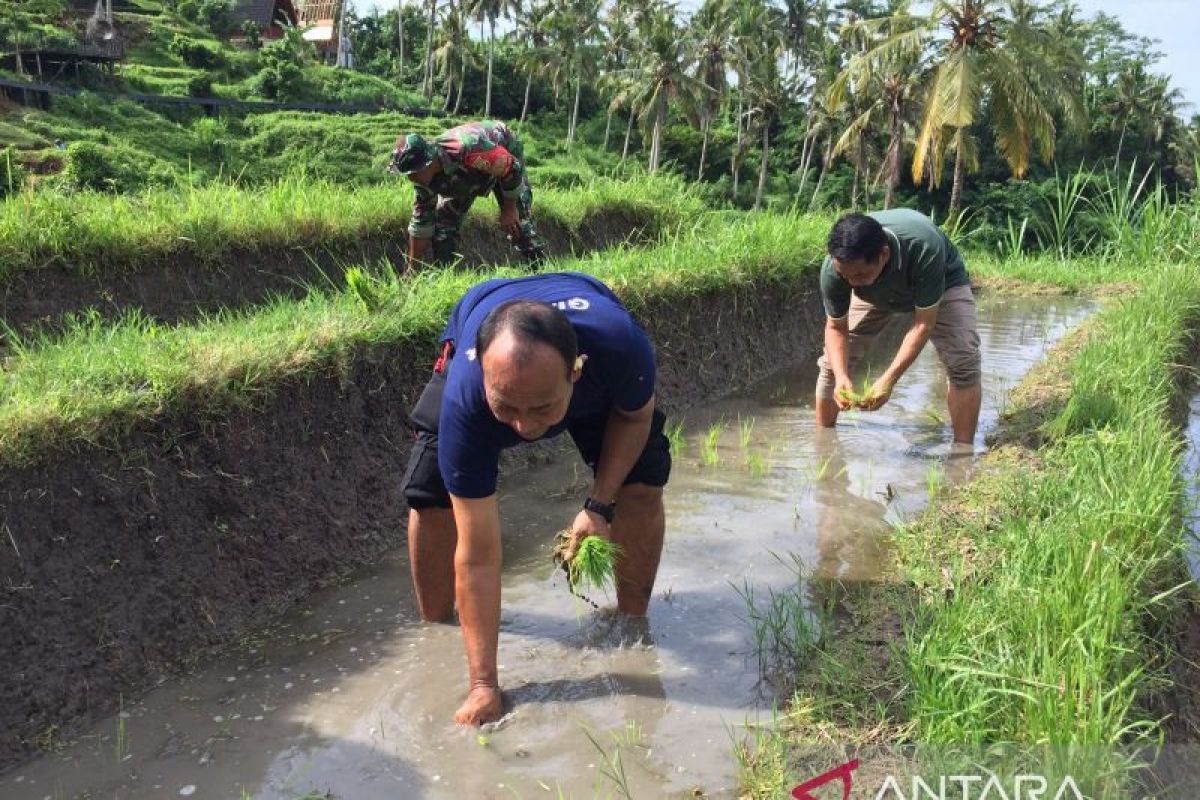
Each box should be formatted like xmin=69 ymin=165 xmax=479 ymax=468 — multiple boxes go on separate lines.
xmin=583 ymin=497 xmax=616 ymax=523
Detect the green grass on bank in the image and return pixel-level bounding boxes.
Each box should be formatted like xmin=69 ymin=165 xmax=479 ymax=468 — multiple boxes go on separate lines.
xmin=0 ymin=208 xmax=830 ymax=467
xmin=898 ymin=265 xmax=1199 ymax=790
xmin=0 ymin=173 xmax=701 ymax=281
xmin=738 ymin=260 xmax=1200 ymax=796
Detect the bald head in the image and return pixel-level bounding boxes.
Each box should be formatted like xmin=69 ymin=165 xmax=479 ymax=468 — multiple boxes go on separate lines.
xmin=477 ymin=300 xmax=578 ymax=376
xmin=476 ymin=300 xmax=581 ymax=440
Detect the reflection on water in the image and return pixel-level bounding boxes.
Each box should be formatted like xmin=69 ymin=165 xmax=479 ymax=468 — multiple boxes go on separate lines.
xmin=5 ymin=295 xmax=1094 ymax=800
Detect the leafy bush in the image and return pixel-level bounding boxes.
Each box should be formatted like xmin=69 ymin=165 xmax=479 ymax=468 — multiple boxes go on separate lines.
xmin=240 ymin=20 xmax=262 ymax=49
xmin=63 ymin=141 xmax=162 ymax=193
xmin=187 ymin=74 xmax=214 ymax=98
xmin=169 ymin=34 xmax=227 ymax=70
xmin=1 ymin=147 xmax=27 ymax=198
xmin=197 ymin=0 xmax=236 ymax=35
xmin=178 ymin=0 xmax=236 ymax=35
xmin=253 ymin=29 xmax=315 ymax=101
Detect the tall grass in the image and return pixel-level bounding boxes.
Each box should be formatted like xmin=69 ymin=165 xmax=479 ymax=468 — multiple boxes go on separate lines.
xmin=0 ymin=173 xmax=703 ymax=280
xmin=0 ymin=209 xmax=831 ymax=466
xmin=892 ymin=264 xmax=1200 ymax=792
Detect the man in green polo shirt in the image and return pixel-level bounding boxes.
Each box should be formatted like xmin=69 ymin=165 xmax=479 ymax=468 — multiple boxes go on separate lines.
xmin=816 ymin=210 xmax=981 ymax=444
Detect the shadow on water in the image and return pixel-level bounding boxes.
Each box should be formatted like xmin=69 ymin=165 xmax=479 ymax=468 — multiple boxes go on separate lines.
xmin=4 ymin=294 xmax=1096 ymax=800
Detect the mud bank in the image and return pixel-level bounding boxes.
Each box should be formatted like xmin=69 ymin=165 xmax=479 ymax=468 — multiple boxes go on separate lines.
xmin=0 ymin=206 xmax=652 ymax=338
xmin=0 ymin=277 xmax=823 ymax=770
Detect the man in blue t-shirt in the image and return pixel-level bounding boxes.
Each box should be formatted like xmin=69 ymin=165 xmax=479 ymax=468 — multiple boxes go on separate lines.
xmin=400 ymin=272 xmax=671 ymax=726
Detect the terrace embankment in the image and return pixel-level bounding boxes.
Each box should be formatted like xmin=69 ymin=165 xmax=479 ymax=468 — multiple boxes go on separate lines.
xmin=0 ymin=275 xmax=823 ymax=771
xmin=0 ymin=205 xmax=652 ymax=338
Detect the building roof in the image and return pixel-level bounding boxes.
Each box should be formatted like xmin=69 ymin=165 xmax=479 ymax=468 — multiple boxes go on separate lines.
xmin=231 ymin=0 xmax=298 ymax=27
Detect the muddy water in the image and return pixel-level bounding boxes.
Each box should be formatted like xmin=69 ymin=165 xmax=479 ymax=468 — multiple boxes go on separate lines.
xmin=4 ymin=295 xmax=1093 ymax=800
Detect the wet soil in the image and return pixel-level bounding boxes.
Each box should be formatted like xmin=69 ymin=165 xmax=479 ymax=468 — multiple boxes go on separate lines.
xmin=0 ymin=277 xmax=823 ymax=770
xmin=0 ymin=294 xmax=1093 ymax=797
xmin=0 ymin=207 xmax=652 ymax=340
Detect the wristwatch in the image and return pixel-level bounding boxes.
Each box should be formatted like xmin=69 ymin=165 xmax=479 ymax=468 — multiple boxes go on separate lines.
xmin=583 ymin=497 xmax=616 ymax=523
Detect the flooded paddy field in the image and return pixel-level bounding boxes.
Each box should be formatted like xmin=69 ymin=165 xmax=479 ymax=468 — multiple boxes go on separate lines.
xmin=3 ymin=294 xmax=1093 ymax=800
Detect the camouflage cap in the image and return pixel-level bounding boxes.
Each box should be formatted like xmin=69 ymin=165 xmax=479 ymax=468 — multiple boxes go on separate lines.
xmin=389 ymin=133 xmax=436 ymax=174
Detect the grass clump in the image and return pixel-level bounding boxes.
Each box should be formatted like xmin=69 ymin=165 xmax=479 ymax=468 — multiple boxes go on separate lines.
xmin=0 ymin=172 xmax=702 ymax=281
xmin=664 ymin=418 xmax=686 ymax=458
xmin=700 ymin=421 xmax=724 ymax=467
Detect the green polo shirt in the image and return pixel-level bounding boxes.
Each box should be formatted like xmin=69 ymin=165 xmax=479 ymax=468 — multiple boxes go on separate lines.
xmin=820 ymin=209 xmax=970 ymax=319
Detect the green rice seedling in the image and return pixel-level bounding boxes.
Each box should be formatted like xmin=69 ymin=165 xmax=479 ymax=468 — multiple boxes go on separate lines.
xmin=735 ymin=553 xmax=831 ymax=682
xmin=745 ymin=445 xmax=775 ymax=478
xmin=665 ymin=418 xmax=686 ymax=458
xmin=114 ymin=695 xmax=128 ymax=762
xmin=344 ymin=266 xmax=384 ymax=313
xmin=583 ymin=727 xmax=635 ymax=800
xmin=700 ymin=421 xmax=725 ymax=467
xmin=553 ymin=531 xmax=622 ymax=594
xmin=737 ymin=414 xmax=755 ymax=450
xmin=835 ymin=370 xmax=880 ymax=410
xmin=570 ymin=536 xmax=621 ymax=592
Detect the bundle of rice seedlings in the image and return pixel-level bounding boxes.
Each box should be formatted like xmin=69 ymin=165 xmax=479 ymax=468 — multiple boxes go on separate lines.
xmin=836 ymin=372 xmax=882 ymax=409
xmin=552 ymin=530 xmax=622 ymax=594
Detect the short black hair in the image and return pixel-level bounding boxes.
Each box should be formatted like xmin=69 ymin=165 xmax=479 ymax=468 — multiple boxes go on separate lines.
xmin=827 ymin=213 xmax=888 ymax=262
xmin=476 ymin=299 xmax=578 ymax=376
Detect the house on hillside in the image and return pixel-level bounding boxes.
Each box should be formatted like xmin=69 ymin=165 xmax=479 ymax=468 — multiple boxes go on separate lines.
xmin=230 ymin=0 xmax=299 ymax=41
xmin=296 ymin=0 xmax=352 ymax=66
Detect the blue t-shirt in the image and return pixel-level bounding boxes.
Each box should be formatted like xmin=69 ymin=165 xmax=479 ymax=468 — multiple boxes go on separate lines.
xmin=438 ymin=272 xmax=657 ymax=498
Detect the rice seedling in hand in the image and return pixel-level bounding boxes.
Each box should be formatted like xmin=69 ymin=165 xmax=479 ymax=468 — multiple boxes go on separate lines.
xmin=836 ymin=372 xmax=882 ymax=410
xmin=552 ymin=529 xmax=622 ymax=595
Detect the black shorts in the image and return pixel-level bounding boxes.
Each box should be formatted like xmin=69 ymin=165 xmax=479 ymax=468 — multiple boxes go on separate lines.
xmin=400 ymin=368 xmax=672 ymax=510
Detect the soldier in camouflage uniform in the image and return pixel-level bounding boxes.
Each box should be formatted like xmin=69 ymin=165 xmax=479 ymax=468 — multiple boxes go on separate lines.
xmin=390 ymin=120 xmax=548 ymax=266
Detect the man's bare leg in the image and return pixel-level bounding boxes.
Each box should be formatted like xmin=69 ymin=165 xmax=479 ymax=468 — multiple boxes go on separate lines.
xmin=947 ymin=383 xmax=981 ymax=445
xmin=408 ymin=507 xmax=458 ymax=622
xmin=815 ymin=397 xmax=841 ymax=428
xmin=609 ymin=483 xmax=665 ymax=616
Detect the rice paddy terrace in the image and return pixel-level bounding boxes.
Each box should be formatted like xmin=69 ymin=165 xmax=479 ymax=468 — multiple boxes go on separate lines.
xmin=0 ymin=174 xmax=1198 ymax=799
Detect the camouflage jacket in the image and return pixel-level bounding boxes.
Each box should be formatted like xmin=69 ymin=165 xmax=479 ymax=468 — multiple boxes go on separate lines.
xmin=409 ymin=120 xmax=528 ymax=238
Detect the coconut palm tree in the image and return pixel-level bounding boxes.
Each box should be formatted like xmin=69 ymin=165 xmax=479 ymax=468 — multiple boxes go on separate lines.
xmin=434 ymin=3 xmax=478 ymax=113
xmin=618 ymin=7 xmax=703 ymax=172
xmin=740 ymin=56 xmax=790 ymax=210
xmin=850 ymin=0 xmax=1085 ymax=215
xmin=690 ymin=0 xmax=742 ymax=179
xmin=727 ymin=0 xmax=783 ymax=199
xmin=512 ymin=1 xmax=555 ymax=123
xmin=465 ymin=0 xmax=521 ymax=117
xmin=423 ymin=0 xmax=440 ymax=99
xmin=829 ymin=6 xmax=925 ymax=208
xmin=560 ymin=0 xmax=604 ymax=145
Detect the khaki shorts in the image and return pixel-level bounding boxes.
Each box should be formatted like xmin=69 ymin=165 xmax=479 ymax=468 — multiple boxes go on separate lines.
xmin=816 ymin=284 xmax=981 ymax=399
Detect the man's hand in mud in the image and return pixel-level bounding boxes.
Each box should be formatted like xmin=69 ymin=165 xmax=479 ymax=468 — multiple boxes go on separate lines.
xmin=498 ymin=202 xmax=520 ymax=237
xmin=454 ymin=684 xmax=503 ymax=726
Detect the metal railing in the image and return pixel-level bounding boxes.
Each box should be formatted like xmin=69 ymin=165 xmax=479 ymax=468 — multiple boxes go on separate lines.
xmin=0 ymin=75 xmax=432 ymax=117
